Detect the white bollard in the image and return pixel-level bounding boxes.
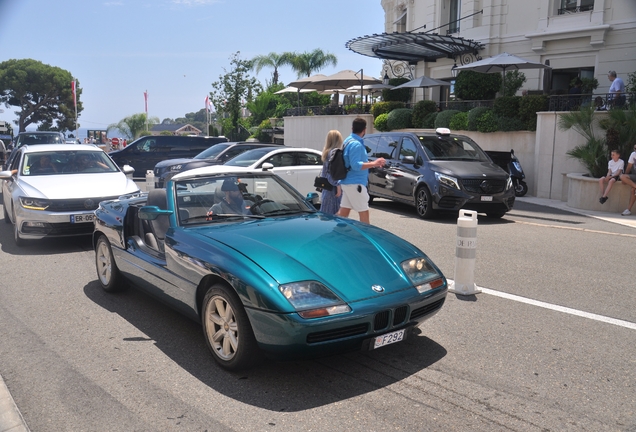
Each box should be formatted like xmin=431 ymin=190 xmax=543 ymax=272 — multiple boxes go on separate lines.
xmin=448 ymin=209 xmax=481 ymax=295
xmin=145 ymin=170 xmax=155 ymax=191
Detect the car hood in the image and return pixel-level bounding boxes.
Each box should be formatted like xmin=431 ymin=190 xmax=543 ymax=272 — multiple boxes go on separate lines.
xmin=428 ymin=160 xmax=508 ymax=178
xmin=194 ymin=214 xmax=435 ymax=302
xmin=18 ymin=173 xmax=139 ymax=199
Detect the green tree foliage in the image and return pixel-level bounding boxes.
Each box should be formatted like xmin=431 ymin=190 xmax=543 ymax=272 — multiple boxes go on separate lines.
xmin=455 ymin=70 xmax=501 ymax=100
xmin=210 ymin=52 xmax=262 ymax=140
xmin=288 ymin=49 xmax=337 ymax=78
xmin=0 ymin=59 xmax=83 ymax=132
xmin=386 ymin=108 xmax=413 ymax=130
xmin=493 ymin=96 xmax=521 ymax=118
xmin=503 ymin=70 xmax=526 ymax=97
xmin=411 ymin=100 xmax=437 ymax=127
xmin=558 ymin=105 xmax=608 ymax=177
xmin=251 ymin=52 xmax=293 ymax=86
xmin=108 ymin=113 xmax=158 ymax=140
xmin=371 ymin=101 xmax=405 ymax=118
xmin=382 ymin=78 xmax=411 ymax=102
xmin=476 ymin=110 xmax=498 ymax=132
xmin=598 ymin=107 xmax=636 ymax=162
xmin=519 ymin=95 xmax=548 ymax=131
xmin=467 ymin=107 xmax=490 ymax=131
xmin=423 ymin=112 xmax=438 ymax=128
xmin=246 ymin=91 xmax=277 ymax=127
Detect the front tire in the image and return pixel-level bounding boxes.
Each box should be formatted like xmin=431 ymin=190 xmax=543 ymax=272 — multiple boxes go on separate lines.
xmin=95 ymin=235 xmax=127 ymax=292
xmin=202 ymin=284 xmax=262 ymax=371
xmin=415 ymin=186 xmax=435 ymax=219
xmin=514 ymin=180 xmax=528 ymax=197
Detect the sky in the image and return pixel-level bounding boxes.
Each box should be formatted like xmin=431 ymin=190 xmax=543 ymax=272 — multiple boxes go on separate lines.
xmin=0 ymin=0 xmax=387 ymax=134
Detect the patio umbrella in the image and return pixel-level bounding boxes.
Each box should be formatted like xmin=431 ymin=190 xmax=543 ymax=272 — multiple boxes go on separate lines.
xmin=308 ymin=70 xmax=381 ymax=90
xmin=454 ymin=52 xmax=550 ymax=92
xmin=274 ymin=86 xmax=315 ymax=94
xmin=391 ymin=76 xmax=451 ymax=90
xmin=286 ymin=74 xmax=329 ymax=107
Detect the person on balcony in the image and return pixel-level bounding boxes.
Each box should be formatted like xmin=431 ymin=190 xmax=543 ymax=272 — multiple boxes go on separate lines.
xmin=607 ymin=71 xmax=625 ymax=108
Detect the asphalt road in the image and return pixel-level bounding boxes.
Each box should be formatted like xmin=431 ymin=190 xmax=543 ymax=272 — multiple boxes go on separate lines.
xmin=0 ymin=198 xmax=634 ymax=432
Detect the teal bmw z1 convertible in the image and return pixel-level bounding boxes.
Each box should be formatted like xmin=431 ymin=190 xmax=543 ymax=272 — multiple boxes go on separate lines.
xmin=93 ymin=167 xmax=447 ymax=370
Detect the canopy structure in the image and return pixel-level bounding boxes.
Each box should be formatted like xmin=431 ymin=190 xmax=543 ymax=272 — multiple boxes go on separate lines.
xmin=391 ymin=76 xmax=451 ymax=90
xmin=346 ymin=32 xmax=484 ymax=64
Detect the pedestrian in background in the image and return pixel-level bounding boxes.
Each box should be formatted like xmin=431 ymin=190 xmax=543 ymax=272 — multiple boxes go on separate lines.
xmin=619 ymin=144 xmax=636 ymax=215
xmin=319 ymin=130 xmax=343 ymax=215
xmin=336 ymin=117 xmax=385 ymax=224
xmin=607 ymin=70 xmax=625 ymax=107
xmin=598 ymin=149 xmax=624 ymax=204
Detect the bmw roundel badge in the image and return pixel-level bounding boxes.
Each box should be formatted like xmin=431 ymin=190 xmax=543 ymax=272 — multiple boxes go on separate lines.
xmin=371 ymin=285 xmax=385 ymax=293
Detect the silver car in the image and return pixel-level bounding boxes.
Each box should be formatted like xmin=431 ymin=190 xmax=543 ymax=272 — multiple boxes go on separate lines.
xmin=1 ymin=144 xmax=139 ymax=246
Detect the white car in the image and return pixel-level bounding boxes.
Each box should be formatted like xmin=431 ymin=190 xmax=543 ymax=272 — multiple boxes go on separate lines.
xmin=1 ymin=144 xmax=139 ymax=246
xmin=222 ymin=147 xmax=324 ymax=200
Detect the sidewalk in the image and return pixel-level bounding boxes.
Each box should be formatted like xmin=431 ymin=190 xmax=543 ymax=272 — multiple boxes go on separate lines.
xmin=517 ymin=196 xmax=636 ymax=230
xmin=0 ymin=194 xmax=634 ymax=432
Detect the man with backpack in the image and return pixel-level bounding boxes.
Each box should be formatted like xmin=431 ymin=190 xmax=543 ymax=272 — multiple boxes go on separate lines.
xmin=336 ymin=117 xmax=385 ymax=224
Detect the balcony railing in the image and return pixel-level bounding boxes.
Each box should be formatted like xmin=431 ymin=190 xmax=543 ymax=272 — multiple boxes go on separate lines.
xmin=548 ymin=93 xmax=635 ymax=111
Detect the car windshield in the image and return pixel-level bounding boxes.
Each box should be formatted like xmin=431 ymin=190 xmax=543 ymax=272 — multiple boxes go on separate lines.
xmin=174 ymin=173 xmax=316 ymax=225
xmin=225 ymin=148 xmax=273 ymax=167
xmin=16 ymin=133 xmax=63 ymax=147
xmin=417 ymin=135 xmax=490 ymax=161
xmin=21 ymin=150 xmax=119 ymax=176
xmin=194 ymin=143 xmax=231 ymax=160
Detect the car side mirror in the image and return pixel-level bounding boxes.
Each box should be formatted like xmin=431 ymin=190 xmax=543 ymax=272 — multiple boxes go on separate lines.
xmin=306 ymin=191 xmax=319 ymax=206
xmin=401 ymin=156 xmax=415 ymax=165
xmin=0 ymin=170 xmax=13 ymax=180
xmin=262 ymin=162 xmax=274 ymax=171
xmin=139 ymin=206 xmax=173 ymax=220
xmin=121 ymin=165 xmax=135 ymax=175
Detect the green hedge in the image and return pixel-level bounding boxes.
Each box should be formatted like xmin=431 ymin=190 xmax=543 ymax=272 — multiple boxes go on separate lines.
xmin=387 ymin=108 xmax=413 ymax=130
xmin=374 ymin=113 xmax=389 ymax=131
xmin=467 ymin=107 xmax=490 ymax=131
xmin=412 ymin=100 xmax=438 ymax=127
xmin=434 ymin=109 xmax=460 ymax=128
xmin=423 ymin=112 xmax=438 ymax=128
xmin=496 ymin=116 xmax=525 ymax=131
xmin=455 ymin=70 xmax=502 ymax=100
xmin=371 ymin=101 xmax=406 ymax=118
xmin=519 ymin=95 xmax=548 ymax=131
xmin=476 ymin=110 xmax=498 ymax=133
xmin=493 ymin=96 xmax=521 ymax=118
xmin=449 ymin=112 xmax=468 ymax=130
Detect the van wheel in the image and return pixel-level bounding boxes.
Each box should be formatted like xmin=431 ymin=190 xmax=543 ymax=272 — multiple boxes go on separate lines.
xmin=415 ymin=186 xmax=435 ymax=219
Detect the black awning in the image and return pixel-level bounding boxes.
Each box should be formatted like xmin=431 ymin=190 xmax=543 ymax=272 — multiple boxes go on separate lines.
xmin=346 ymin=32 xmax=484 ymax=63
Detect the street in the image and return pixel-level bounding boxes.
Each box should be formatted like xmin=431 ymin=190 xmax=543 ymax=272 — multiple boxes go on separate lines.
xmin=0 ymin=198 xmax=634 ymax=432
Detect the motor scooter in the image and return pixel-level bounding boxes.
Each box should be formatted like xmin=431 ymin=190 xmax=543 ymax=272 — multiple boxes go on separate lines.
xmin=485 ymin=149 xmax=528 ymax=197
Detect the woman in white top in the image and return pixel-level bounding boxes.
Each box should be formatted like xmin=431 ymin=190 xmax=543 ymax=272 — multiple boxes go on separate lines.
xmin=598 ymin=149 xmax=624 ymax=204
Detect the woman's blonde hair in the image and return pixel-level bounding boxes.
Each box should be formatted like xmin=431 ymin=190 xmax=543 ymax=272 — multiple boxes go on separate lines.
xmin=322 ymin=130 xmax=343 ymax=162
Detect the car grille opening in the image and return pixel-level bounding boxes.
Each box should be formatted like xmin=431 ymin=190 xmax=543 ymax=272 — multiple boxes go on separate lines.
xmin=462 ymin=179 xmax=506 ymax=194
xmin=410 ymin=298 xmax=445 ymax=320
xmin=438 ymin=196 xmax=463 ymax=208
xmin=393 ymin=306 xmax=408 ymax=326
xmin=374 ymin=310 xmax=389 ymax=331
xmin=47 ymin=196 xmax=120 ymax=212
xmin=306 ymin=323 xmax=369 ymax=344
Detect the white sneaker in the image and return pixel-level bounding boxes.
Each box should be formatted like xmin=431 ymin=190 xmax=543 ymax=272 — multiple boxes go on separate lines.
xmin=621 ymin=209 xmax=631 ymax=216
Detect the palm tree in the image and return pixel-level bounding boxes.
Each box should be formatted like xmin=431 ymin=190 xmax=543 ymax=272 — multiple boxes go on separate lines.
xmin=558 ymin=105 xmax=608 ymax=178
xmin=288 ymin=49 xmax=338 ymax=78
xmin=108 ymin=113 xmax=158 ymax=140
xmin=251 ymin=52 xmax=292 ymax=86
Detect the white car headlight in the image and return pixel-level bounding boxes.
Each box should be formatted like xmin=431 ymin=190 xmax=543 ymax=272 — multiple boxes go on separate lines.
xmin=279 ymin=281 xmax=351 ymax=319
xmin=19 ymin=197 xmax=51 ymax=210
xmin=401 ymin=258 xmax=444 ymax=293
xmin=435 ymin=172 xmax=460 ymax=189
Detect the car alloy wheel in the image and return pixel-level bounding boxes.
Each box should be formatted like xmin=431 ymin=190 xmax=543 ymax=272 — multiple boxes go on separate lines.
xmin=202 ymin=284 xmax=262 ymax=370
xmin=415 ymin=186 xmax=435 ymax=219
xmin=95 ymin=235 xmax=127 ymax=292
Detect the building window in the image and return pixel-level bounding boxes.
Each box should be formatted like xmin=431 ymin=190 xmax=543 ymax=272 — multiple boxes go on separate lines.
xmin=448 ymin=0 xmax=461 ymax=33
xmin=394 ymin=9 xmax=407 ymax=33
xmin=558 ymin=0 xmax=594 ymax=14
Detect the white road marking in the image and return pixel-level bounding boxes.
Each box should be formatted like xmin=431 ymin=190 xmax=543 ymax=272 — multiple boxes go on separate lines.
xmin=475 ymin=285 xmax=636 ymax=330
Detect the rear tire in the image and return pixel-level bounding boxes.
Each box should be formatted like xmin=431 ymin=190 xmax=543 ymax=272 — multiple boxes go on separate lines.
xmin=95 ymin=235 xmax=127 ymax=292
xmin=202 ymin=284 xmax=262 ymax=371
xmin=415 ymin=186 xmax=435 ymax=219
xmin=515 ymin=180 xmax=528 ymax=197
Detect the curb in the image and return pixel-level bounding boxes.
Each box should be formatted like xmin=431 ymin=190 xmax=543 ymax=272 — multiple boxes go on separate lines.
xmin=0 ymin=374 xmax=29 ymax=432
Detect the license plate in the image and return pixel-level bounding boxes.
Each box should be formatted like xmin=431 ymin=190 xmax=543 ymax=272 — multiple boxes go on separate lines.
xmin=481 ymin=196 xmax=493 ymax=201
xmin=373 ymin=329 xmax=405 ymax=349
xmin=70 ymin=213 xmax=94 ymax=223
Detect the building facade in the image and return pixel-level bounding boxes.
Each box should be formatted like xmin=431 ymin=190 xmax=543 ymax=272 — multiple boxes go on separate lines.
xmin=380 ymin=0 xmax=636 ymax=102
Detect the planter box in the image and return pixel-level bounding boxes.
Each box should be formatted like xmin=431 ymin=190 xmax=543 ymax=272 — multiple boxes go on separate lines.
xmin=566 ymin=173 xmax=634 ymax=212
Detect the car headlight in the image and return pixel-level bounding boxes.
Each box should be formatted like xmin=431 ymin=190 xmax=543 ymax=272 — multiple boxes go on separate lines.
xmin=19 ymin=197 xmax=51 ymax=210
xmin=401 ymin=258 xmax=444 ymax=293
xmin=435 ymin=172 xmax=460 ymax=189
xmin=506 ymin=176 xmax=513 ymax=190
xmin=279 ymin=281 xmax=351 ymax=319
xmin=170 ymin=164 xmax=182 ymax=171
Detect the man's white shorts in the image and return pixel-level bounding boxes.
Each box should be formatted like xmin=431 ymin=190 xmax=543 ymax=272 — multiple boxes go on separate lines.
xmin=340 ymin=184 xmax=369 ymax=212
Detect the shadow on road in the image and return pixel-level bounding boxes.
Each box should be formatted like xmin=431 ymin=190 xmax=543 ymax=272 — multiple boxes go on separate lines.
xmin=83 ymin=280 xmax=447 ymax=412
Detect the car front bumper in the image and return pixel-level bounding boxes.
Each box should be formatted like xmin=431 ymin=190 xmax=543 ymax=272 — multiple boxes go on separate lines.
xmin=15 ymin=205 xmax=97 ymax=239
xmin=245 ymin=285 xmax=447 ymax=360
xmin=432 ymin=182 xmax=515 ymax=213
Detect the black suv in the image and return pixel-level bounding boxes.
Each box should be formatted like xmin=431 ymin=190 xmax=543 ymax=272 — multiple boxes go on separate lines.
xmin=153 ymin=142 xmax=283 ymax=187
xmin=364 ymin=129 xmax=515 ymax=218
xmin=108 ymin=135 xmax=228 ymax=178
xmin=5 ymin=131 xmax=66 ymax=169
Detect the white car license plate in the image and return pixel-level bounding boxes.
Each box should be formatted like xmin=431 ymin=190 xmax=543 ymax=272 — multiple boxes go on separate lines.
xmin=70 ymin=213 xmax=94 ymax=223
xmin=481 ymin=196 xmax=493 ymax=201
xmin=373 ymin=329 xmax=405 ymax=349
